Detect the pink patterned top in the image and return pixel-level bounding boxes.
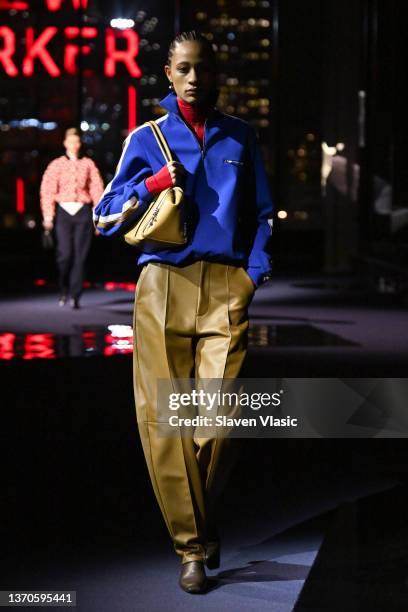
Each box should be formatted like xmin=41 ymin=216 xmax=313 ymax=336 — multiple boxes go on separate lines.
xmin=40 ymin=155 xmax=104 ymax=222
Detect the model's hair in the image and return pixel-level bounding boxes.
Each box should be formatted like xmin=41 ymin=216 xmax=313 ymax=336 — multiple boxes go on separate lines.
xmin=64 ymin=127 xmax=81 ymax=138
xmin=167 ymin=30 xmax=217 ymax=67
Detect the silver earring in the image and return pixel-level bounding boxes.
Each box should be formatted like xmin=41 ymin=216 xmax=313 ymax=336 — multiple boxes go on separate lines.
xmin=169 ymin=82 xmax=173 ymax=90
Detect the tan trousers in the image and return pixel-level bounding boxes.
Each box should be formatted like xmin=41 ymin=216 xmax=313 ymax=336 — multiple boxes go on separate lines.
xmin=133 ymin=260 xmax=254 ymax=563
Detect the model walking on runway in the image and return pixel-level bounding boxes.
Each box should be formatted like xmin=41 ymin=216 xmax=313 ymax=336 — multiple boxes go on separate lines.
xmin=94 ymin=30 xmax=274 ymax=593
xmin=40 ymin=127 xmax=104 ymax=309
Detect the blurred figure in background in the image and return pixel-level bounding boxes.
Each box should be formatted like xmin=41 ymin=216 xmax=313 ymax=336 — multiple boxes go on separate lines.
xmin=40 ymin=127 xmax=104 ymax=309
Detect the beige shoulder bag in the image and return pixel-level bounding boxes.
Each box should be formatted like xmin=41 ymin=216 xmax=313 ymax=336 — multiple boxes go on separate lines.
xmin=123 ymin=120 xmax=187 ymax=251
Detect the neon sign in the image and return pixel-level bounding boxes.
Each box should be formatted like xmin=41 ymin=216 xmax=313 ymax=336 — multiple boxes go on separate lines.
xmin=0 ymin=27 xmax=141 ymax=77
xmin=0 ymin=1 xmax=142 ymax=77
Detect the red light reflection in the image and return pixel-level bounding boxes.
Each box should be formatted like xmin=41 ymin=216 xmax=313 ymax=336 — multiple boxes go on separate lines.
xmin=23 ymin=334 xmax=56 ymax=360
xmin=104 ymin=281 xmax=136 ymax=292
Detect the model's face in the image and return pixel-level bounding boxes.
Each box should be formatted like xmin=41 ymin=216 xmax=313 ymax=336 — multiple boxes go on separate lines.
xmin=165 ymin=40 xmax=216 ymax=105
xmin=63 ymin=135 xmax=81 ymax=157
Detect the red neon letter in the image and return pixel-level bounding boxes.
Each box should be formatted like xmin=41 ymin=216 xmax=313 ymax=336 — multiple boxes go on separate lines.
xmin=0 ymin=27 xmax=18 ymax=76
xmin=16 ymin=178 xmax=25 ymax=214
xmin=0 ymin=1 xmax=29 ymax=9
xmin=64 ymin=27 xmax=96 ymax=75
xmin=128 ymin=85 xmax=137 ymax=133
xmin=23 ymin=27 xmax=60 ymax=77
xmin=46 ymin=0 xmax=88 ymax=10
xmin=105 ymin=28 xmax=141 ymax=78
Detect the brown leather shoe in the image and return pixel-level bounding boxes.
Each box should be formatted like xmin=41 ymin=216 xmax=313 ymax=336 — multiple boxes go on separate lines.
xmin=204 ymin=541 xmax=220 ymax=569
xmin=179 ymin=561 xmax=207 ymax=594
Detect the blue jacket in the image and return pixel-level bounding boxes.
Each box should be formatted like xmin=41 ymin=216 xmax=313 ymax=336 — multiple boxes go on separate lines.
xmin=93 ymin=90 xmax=274 ymax=286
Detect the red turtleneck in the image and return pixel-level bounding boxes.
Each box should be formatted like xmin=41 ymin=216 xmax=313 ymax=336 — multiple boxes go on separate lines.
xmin=145 ymin=96 xmax=212 ymax=194
xmin=176 ymin=95 xmax=211 ymax=145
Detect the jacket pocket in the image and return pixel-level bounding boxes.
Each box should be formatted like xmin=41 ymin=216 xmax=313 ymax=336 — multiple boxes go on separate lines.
xmin=224 ymin=159 xmax=244 ymax=166
xmin=135 ymin=264 xmax=149 ymax=300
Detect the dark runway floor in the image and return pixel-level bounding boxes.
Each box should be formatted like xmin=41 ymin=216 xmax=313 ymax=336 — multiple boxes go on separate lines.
xmin=2 ymin=273 xmax=408 ymax=610
xmin=2 ymin=422 xmax=404 ymax=611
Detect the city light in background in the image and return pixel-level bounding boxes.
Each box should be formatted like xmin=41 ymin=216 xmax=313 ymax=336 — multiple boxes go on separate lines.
xmin=110 ymin=18 xmax=135 ymax=30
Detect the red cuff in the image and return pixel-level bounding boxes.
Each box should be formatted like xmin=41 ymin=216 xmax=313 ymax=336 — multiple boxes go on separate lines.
xmin=145 ymin=165 xmax=173 ymax=194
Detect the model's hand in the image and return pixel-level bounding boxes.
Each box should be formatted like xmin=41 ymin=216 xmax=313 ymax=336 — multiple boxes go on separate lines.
xmin=167 ymin=161 xmax=186 ymax=187
xmin=42 ymin=219 xmax=54 ymax=231
xmin=94 ymin=228 xmax=100 ymax=236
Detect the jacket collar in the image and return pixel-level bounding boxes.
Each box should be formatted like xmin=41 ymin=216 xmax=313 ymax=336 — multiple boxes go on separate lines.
xmin=158 ymin=90 xmax=219 ymax=121
xmin=158 ymin=90 xmax=225 ymax=152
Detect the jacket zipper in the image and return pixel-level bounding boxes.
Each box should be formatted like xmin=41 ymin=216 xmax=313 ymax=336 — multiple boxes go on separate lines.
xmin=174 ymin=114 xmax=207 ymax=160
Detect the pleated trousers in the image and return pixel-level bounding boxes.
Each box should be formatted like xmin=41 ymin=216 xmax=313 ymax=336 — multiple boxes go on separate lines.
xmin=133 ymin=260 xmax=255 ymax=563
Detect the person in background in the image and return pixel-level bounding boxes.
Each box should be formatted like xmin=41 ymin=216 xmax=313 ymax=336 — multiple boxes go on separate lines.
xmin=40 ymin=127 xmax=104 ymax=309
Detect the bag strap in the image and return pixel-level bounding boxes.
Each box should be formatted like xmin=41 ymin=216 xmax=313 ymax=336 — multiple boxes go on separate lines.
xmin=146 ymin=120 xmax=173 ymax=164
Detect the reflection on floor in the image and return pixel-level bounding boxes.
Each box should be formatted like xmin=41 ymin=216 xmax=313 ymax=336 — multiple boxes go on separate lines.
xmin=0 ymin=275 xmax=407 ymax=374
xmin=0 ymin=323 xmax=359 ymax=360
